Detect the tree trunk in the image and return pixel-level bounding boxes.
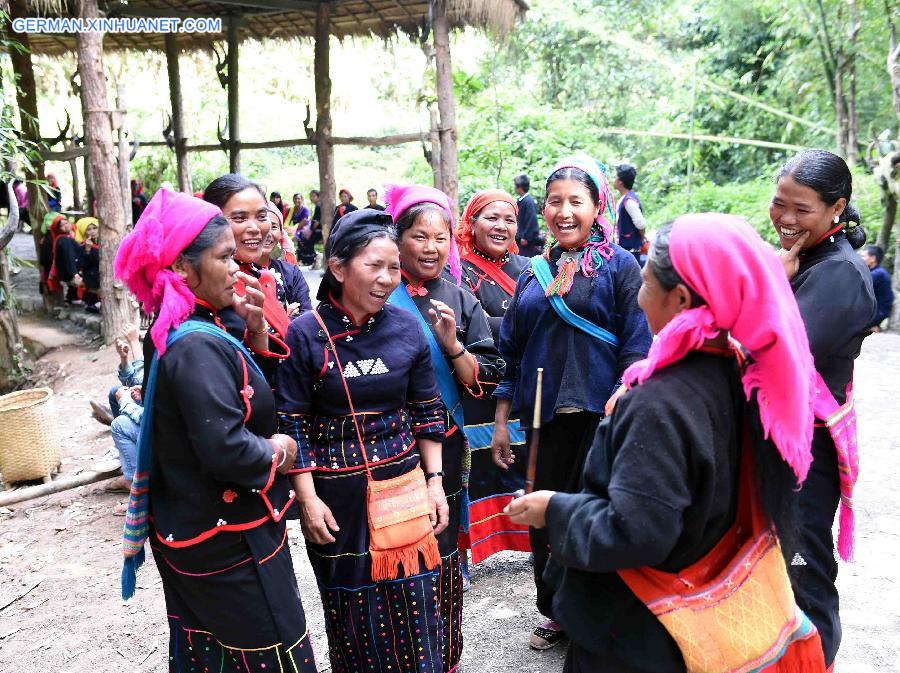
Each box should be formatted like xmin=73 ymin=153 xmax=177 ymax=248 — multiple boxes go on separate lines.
xmin=6 ymin=0 xmax=48 ymax=270
xmin=0 ymin=180 xmax=27 ymax=393
xmin=834 ymin=48 xmax=849 ymax=159
xmin=877 ymin=190 xmax=897 ymax=252
xmin=68 ymin=146 xmax=83 ymax=211
xmin=227 ymin=17 xmax=241 ymax=175
xmin=165 ymin=34 xmax=192 ymax=193
xmin=116 ymin=84 xmax=132 ymax=228
xmin=76 ymin=0 xmax=136 ymax=344
xmin=314 ymin=1 xmax=336 ymax=241
xmin=432 ymin=0 xmax=459 ymax=210
xmin=845 ymin=0 xmax=860 ymax=166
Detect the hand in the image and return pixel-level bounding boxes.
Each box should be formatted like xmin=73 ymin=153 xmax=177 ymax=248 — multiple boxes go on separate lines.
xmin=270 ymin=434 xmax=298 ymax=474
xmin=428 ymin=299 xmax=458 ymax=352
xmin=286 ymin=302 xmax=301 ymax=317
xmin=299 ymin=495 xmax=340 ymax=545
xmin=72 ymin=273 xmax=83 ymax=287
xmin=776 ymin=231 xmax=811 ymax=280
xmin=491 ymin=424 xmax=514 ymax=470
xmin=504 ymin=490 xmax=556 ymax=529
xmin=232 ymin=271 xmax=266 ymax=333
xmin=129 ymin=386 xmax=142 ymax=402
xmin=114 ymin=386 xmax=130 ymax=402
xmin=122 ymin=322 xmax=139 ymax=344
xmin=426 ymin=478 xmax=449 ymax=535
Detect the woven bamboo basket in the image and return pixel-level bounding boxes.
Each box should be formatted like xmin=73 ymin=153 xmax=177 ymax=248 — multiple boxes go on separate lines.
xmin=0 ymin=388 xmax=61 ymax=484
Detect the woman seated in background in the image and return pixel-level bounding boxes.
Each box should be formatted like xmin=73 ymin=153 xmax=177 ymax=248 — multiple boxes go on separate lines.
xmin=509 ymin=214 xmax=826 ymax=673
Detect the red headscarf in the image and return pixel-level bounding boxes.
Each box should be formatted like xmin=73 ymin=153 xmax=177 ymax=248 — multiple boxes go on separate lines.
xmin=456 ymin=189 xmax=519 ymax=256
xmin=623 ymin=214 xmax=816 ymax=483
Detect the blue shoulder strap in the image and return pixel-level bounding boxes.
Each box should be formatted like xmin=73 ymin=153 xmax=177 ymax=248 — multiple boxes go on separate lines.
xmin=388 ymin=287 xmax=465 ymax=431
xmin=530 ymin=256 xmax=620 ymax=348
xmin=167 ymin=320 xmax=265 ymax=379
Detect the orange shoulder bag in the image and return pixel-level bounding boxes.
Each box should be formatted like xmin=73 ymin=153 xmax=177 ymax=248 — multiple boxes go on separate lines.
xmin=313 ymin=310 xmax=441 ymax=581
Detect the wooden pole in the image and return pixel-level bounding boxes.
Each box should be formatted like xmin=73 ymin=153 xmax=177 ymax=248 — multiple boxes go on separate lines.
xmin=116 ymin=84 xmax=132 ymax=228
xmin=0 ymin=465 xmax=122 ymax=507
xmin=75 ymin=0 xmax=136 ymax=344
xmin=165 ymin=34 xmax=193 ymax=193
xmin=68 ymin=141 xmax=83 ymax=211
xmin=431 ymin=0 xmax=459 ymax=209
xmin=315 ymin=1 xmax=336 ymax=240
xmin=227 ymin=16 xmax=241 ymax=174
xmin=429 ymin=104 xmax=442 ymax=189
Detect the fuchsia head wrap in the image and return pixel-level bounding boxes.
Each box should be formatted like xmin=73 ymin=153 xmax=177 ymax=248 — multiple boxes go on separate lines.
xmin=622 ymin=214 xmax=816 ymax=483
xmin=384 ymin=183 xmax=461 ymax=283
xmin=114 ymin=188 xmax=223 ymax=355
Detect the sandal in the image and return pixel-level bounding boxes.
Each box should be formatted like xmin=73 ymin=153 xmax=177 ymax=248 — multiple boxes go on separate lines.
xmin=529 ymin=621 xmax=566 ymax=650
xmin=104 ymin=477 xmax=131 ymax=493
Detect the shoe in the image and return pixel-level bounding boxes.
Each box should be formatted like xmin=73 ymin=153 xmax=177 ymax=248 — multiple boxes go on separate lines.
xmin=529 ymin=620 xmax=566 ymax=650
xmin=104 ymin=476 xmax=131 ymax=493
xmin=90 ymin=400 xmax=114 ymax=426
xmin=461 ymin=559 xmax=472 ymax=592
xmin=112 ymin=501 xmax=129 ymax=516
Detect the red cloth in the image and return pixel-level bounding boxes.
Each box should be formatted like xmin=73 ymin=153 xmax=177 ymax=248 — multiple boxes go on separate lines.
xmin=622 ymin=213 xmax=816 ymax=483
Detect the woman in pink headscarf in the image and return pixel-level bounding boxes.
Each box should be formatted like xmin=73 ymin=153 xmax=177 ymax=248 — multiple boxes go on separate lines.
xmin=507 ymin=215 xmax=825 ymax=673
xmin=385 ymin=183 xmax=506 ymax=671
xmin=114 ymin=189 xmax=318 ymax=672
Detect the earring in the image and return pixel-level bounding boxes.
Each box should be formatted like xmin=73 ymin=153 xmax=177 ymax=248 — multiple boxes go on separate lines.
xmin=834 ymin=215 xmax=840 ymax=224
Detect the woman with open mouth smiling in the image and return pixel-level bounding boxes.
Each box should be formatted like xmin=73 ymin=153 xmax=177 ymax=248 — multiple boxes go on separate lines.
xmin=386 ymin=183 xmax=506 ymax=672
xmin=452 ymin=190 xmax=533 ymax=568
xmin=491 ymin=155 xmax=652 ymax=651
xmin=204 ymin=174 xmax=294 ymax=341
xmin=769 ymin=149 xmax=876 ymax=670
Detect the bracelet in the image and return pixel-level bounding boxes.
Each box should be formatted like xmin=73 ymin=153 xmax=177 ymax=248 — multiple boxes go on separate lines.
xmin=424 ymin=471 xmax=444 ymax=481
xmin=447 ymin=346 xmax=467 ymax=360
xmin=248 ymin=325 xmax=269 ymax=336
xmin=276 ymin=448 xmax=289 ymax=469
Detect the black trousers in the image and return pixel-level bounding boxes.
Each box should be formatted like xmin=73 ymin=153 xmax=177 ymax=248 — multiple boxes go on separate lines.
xmin=528 ymin=411 xmax=602 ymax=620
xmin=792 ymin=427 xmax=842 ymax=667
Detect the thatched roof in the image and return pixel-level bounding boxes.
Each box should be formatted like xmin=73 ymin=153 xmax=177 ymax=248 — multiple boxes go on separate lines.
xmin=19 ymin=0 xmax=528 ymax=56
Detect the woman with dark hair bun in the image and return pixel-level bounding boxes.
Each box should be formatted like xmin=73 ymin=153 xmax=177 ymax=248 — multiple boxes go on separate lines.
xmin=274 ymin=208 xmax=451 ymax=673
xmin=114 ymin=189 xmax=318 ymax=672
xmin=769 ymin=148 xmax=876 ymax=668
xmin=491 ymin=155 xmax=652 ymax=650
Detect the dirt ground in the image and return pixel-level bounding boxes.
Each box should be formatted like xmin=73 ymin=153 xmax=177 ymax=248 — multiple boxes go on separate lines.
xmin=0 ymin=317 xmax=898 ymax=672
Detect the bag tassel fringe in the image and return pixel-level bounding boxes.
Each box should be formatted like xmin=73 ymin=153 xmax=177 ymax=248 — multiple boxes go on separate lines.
xmin=370 ymin=532 xmax=441 ymax=582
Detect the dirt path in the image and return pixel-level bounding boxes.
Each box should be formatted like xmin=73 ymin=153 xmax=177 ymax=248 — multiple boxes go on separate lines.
xmin=0 ymin=329 xmax=897 ymax=672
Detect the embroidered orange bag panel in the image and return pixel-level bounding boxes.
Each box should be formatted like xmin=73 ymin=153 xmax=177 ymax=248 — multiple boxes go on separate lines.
xmin=314 ymin=311 xmax=440 ymax=582
xmin=617 ymin=434 xmax=825 ymax=673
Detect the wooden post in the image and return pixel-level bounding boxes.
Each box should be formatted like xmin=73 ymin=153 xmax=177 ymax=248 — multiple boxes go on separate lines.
xmin=431 ymin=0 xmax=459 ymax=209
xmin=75 ymin=0 xmax=136 ymax=344
xmin=165 ymin=34 xmax=193 ymax=193
xmin=315 ymin=1 xmax=336 ymax=240
xmin=116 ymin=84 xmax=132 ymax=228
xmin=68 ymin=142 xmax=83 ymax=211
xmin=429 ymin=104 xmax=442 ymax=189
xmin=6 ymin=0 xmax=48 ymax=261
xmin=227 ymin=16 xmax=241 ymax=174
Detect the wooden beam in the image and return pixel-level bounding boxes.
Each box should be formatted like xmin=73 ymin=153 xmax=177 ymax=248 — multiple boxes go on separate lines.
xmin=432 ymin=0 xmax=458 ymax=209
xmin=165 ymin=33 xmax=192 ymax=193
xmin=315 ymin=0 xmax=336 ymax=239
xmin=204 ymin=0 xmax=319 ymax=12
xmin=102 ymin=2 xmax=211 ymax=20
xmin=0 ymin=465 xmax=122 ymax=507
xmin=227 ymin=16 xmax=240 ymax=173
xmin=131 ymin=133 xmax=424 ymax=154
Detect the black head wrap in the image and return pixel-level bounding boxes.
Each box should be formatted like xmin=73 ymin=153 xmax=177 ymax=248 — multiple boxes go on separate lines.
xmin=317 ymin=208 xmax=396 ymax=301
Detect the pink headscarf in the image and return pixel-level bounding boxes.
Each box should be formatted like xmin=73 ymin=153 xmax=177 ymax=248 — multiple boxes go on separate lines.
xmin=114 ymin=188 xmax=222 ymax=355
xmin=622 ymin=214 xmax=816 ymax=483
xmin=384 ymin=183 xmax=461 ymax=284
